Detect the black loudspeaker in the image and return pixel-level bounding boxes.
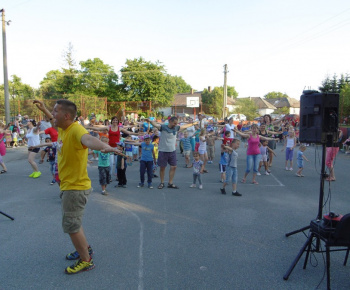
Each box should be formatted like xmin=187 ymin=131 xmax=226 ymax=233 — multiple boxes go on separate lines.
xmin=299 ymin=91 xmax=339 ymax=144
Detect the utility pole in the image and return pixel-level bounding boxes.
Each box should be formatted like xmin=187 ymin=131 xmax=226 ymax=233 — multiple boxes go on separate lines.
xmin=223 ymin=64 xmax=228 ymax=119
xmin=1 ymin=8 xmax=11 ymax=124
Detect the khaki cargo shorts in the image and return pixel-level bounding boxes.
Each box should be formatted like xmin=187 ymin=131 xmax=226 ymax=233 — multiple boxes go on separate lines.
xmin=60 ymin=189 xmax=91 ymax=234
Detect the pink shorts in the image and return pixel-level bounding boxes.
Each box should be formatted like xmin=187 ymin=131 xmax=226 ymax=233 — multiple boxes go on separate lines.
xmin=326 ymin=147 xmax=339 ymax=168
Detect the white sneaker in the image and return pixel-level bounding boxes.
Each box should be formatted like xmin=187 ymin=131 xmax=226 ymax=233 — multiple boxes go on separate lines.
xmin=289 ymin=168 xmax=293 ymax=171
xmin=265 ymin=171 xmax=270 ymax=175
xmin=189 ymin=184 xmax=196 ymax=188
xmin=257 ymin=172 xmax=261 ymax=176
xmin=199 ymin=185 xmax=203 ymax=189
xmin=285 ymin=167 xmax=289 ymax=171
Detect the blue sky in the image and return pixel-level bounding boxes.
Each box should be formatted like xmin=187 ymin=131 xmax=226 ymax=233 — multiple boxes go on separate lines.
xmin=1 ymin=0 xmax=349 ymax=99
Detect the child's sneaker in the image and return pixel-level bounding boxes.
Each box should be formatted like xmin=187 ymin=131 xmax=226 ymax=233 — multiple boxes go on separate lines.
xmin=33 ymin=171 xmax=41 ymax=178
xmin=137 ymin=183 xmax=144 ymax=188
xmin=285 ymin=167 xmax=289 ymax=171
xmin=232 ymin=191 xmax=242 ymax=196
xmin=50 ymin=179 xmax=56 ymax=185
xmin=199 ymin=185 xmax=203 ymax=189
xmin=265 ymin=171 xmax=270 ymax=175
xmin=220 ymin=188 xmax=226 ymax=195
xmin=65 ymin=258 xmax=95 ymax=274
xmin=257 ymin=172 xmax=261 ymax=176
xmin=296 ymin=173 xmax=301 ymax=177
xmin=66 ymin=245 xmax=93 ymax=260
xmin=289 ymin=168 xmax=293 ymax=171
xmin=29 ymin=172 xmax=35 ymax=178
xmin=101 ymin=190 xmax=108 ymax=195
xmin=148 ymin=184 xmax=153 ymax=189
xmin=189 ymin=184 xmax=196 ymax=188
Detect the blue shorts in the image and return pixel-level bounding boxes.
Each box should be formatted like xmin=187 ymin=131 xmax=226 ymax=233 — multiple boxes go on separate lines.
xmin=225 ymin=166 xmax=237 ymax=184
xmin=297 ymin=159 xmax=303 ymax=168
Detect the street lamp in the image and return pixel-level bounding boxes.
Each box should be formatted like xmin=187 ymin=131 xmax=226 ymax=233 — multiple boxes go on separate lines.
xmin=1 ymin=8 xmax=11 ymax=124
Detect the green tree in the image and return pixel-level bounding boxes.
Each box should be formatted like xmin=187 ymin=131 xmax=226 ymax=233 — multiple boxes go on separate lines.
xmin=201 ymin=87 xmax=224 ymax=117
xmin=227 ymin=86 xmax=238 ymax=98
xmin=78 ymin=58 xmax=120 ymax=98
xmin=340 ymin=83 xmax=350 ymax=119
xmin=233 ymin=98 xmax=258 ymax=120
xmin=169 ymin=75 xmax=192 ymax=93
xmin=120 ymin=57 xmax=176 ymax=106
xmin=264 ymin=91 xmax=289 ymax=99
xmin=274 ymin=106 xmax=289 ymax=115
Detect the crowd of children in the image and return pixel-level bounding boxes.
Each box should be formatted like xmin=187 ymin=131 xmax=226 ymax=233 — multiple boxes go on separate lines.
xmin=4 ymin=112 xmax=318 ymax=196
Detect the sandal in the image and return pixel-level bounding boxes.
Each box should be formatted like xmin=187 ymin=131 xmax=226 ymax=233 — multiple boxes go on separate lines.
xmin=167 ymin=183 xmax=179 ymax=189
xmin=0 ymin=170 xmax=7 ymax=174
xmin=39 ymin=160 xmax=44 ymax=164
xmin=252 ymin=180 xmax=259 ymax=184
xmin=241 ymin=178 xmax=246 ymax=183
xmin=158 ymin=183 xmax=165 ymax=189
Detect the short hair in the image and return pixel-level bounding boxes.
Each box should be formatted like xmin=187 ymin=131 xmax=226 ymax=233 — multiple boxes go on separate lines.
xmin=224 ymin=131 xmax=231 ymax=136
xmin=56 ymin=99 xmax=77 ymax=120
xmin=100 ymin=136 xmax=109 ymax=142
xmin=299 ymin=144 xmax=306 ymax=150
xmin=231 ymin=138 xmax=241 ymax=144
xmin=169 ymin=116 xmax=178 ymax=122
xmin=193 ymin=151 xmax=200 ymax=156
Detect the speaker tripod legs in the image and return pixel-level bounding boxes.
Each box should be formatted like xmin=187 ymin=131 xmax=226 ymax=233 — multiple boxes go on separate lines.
xmin=0 ymin=211 xmax=14 ymax=220
xmin=283 ymin=232 xmax=314 ymax=280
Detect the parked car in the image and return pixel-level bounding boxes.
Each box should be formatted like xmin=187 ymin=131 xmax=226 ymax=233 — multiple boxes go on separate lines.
xmin=227 ymin=113 xmax=247 ymax=121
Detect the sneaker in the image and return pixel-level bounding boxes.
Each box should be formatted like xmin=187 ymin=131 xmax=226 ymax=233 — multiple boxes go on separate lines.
xmin=265 ymin=171 xmax=270 ymax=175
xmin=29 ymin=172 xmax=36 ymax=178
xmin=296 ymin=173 xmax=301 ymax=177
xmin=122 ymin=185 xmax=127 ymax=188
xmin=199 ymin=185 xmax=203 ymax=189
xmin=189 ymin=184 xmax=196 ymax=188
xmin=232 ymin=191 xmax=242 ymax=196
xmin=33 ymin=171 xmax=41 ymax=178
xmin=66 ymin=246 xmax=94 ymax=260
xmin=137 ymin=183 xmax=144 ymax=188
xmin=285 ymin=167 xmax=289 ymax=171
xmin=257 ymin=172 xmax=261 ymax=176
xmin=65 ymin=258 xmax=95 ymax=274
xmin=220 ymin=179 xmax=224 ymax=183
xmin=50 ymin=179 xmax=56 ymax=185
xmin=289 ymin=168 xmax=293 ymax=171
xmin=148 ymin=185 xmax=153 ymax=189
xmin=220 ymin=188 xmax=226 ymax=195
xmin=153 ymin=174 xmax=158 ymax=178
xmin=101 ymin=190 xmax=108 ymax=195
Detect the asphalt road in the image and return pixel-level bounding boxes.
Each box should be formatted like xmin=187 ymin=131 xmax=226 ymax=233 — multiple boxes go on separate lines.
xmin=1 ymin=140 xmax=350 ymax=290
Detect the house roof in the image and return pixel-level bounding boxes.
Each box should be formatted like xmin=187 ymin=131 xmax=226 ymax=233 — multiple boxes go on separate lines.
xmin=242 ymin=97 xmax=277 ymax=110
xmin=171 ymin=92 xmax=202 ymax=106
xmin=265 ymin=97 xmax=300 ymax=108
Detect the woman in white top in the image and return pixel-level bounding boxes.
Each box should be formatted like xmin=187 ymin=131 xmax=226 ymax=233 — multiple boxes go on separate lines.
xmin=26 ymin=119 xmax=41 ymax=178
xmin=225 ymin=118 xmax=235 ymax=138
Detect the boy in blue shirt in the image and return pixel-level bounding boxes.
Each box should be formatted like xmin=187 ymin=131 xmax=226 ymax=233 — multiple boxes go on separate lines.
xmin=135 ymin=135 xmax=156 ymax=188
xmin=90 ymin=136 xmax=111 ymax=195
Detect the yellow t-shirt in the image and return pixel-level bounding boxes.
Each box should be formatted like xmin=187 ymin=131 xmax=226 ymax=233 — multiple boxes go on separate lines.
xmin=152 ymin=141 xmax=159 ymax=159
xmin=57 ymin=122 xmax=91 ymax=191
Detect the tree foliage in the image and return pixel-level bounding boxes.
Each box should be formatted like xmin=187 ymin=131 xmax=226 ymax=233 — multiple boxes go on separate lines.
xmin=340 ymin=83 xmax=350 ymax=118
xmin=227 ymin=86 xmax=238 ymax=98
xmin=233 ymin=98 xmax=258 ymax=120
xmin=120 ymin=57 xmax=182 ymax=107
xmin=319 ymin=73 xmax=350 ymax=94
xmin=201 ymin=87 xmax=224 ymax=117
xmin=263 ymin=91 xmax=289 ymax=99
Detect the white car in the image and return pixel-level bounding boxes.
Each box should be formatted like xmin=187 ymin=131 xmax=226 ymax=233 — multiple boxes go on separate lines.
xmin=227 ymin=114 xmax=247 ymax=121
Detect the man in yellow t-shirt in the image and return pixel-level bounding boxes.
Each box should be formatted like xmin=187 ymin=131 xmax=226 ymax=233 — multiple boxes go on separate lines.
xmin=51 ymin=99 xmax=120 ymax=275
